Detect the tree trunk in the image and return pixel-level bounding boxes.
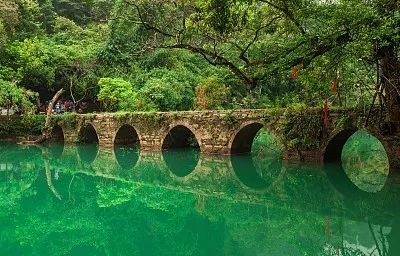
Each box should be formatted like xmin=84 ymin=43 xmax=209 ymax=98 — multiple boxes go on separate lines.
xmin=377 ymin=1 xmax=400 ymax=124
xmin=34 ymin=88 xmax=65 ymax=144
xmin=43 ymin=148 xmax=62 ymax=200
xmin=378 ymin=45 xmax=400 ymax=123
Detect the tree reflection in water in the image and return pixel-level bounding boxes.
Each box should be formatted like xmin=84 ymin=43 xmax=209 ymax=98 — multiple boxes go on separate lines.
xmin=0 ymin=144 xmax=399 ymax=255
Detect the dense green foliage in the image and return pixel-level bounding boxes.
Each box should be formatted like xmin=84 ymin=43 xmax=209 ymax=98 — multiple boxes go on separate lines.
xmin=1 ymin=0 xmax=399 ymax=113
xmin=0 ymin=79 xmax=37 ymax=114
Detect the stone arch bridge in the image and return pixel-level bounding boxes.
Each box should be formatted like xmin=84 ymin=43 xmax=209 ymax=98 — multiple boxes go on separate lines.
xmin=51 ymin=108 xmax=400 ymax=171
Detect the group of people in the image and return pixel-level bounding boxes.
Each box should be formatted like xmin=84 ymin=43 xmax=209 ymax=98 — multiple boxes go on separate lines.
xmin=0 ymin=105 xmax=22 ymax=116
xmin=51 ymin=100 xmax=88 ymax=114
xmin=52 ymin=100 xmax=74 ymax=114
xmin=1 ymin=100 xmax=90 ymax=116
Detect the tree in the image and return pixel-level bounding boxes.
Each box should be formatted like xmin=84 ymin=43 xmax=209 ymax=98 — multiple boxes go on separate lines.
xmin=98 ymin=77 xmax=137 ymax=111
xmin=5 ymin=37 xmax=56 ymax=90
xmin=0 ymin=0 xmax=20 ymax=46
xmin=38 ymin=0 xmax=56 ymax=33
xmin=0 ymin=79 xmax=37 ymax=117
xmin=122 ymin=0 xmax=267 ymax=91
xmin=195 ymin=77 xmax=230 ymax=110
xmin=124 ymin=0 xmax=400 ymax=120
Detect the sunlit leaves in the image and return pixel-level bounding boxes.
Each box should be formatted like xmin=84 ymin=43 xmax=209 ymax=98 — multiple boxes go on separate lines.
xmin=0 ymin=79 xmax=38 ymax=112
xmin=98 ymin=77 xmax=137 ymax=111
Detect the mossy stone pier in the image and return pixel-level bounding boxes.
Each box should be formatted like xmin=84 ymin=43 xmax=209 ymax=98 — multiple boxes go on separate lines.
xmin=47 ymin=108 xmax=400 ymax=170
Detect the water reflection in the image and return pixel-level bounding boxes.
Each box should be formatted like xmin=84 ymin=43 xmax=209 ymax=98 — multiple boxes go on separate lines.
xmin=0 ymin=143 xmax=399 ymax=255
xmin=341 ymin=130 xmax=390 ymax=193
xmin=114 ymin=145 xmax=140 ymax=170
xmin=46 ymin=143 xmax=64 ymax=159
xmin=231 ymin=154 xmax=282 ymax=190
xmin=324 ymin=130 xmax=391 ymax=196
xmin=231 ymin=155 xmax=267 ymax=189
xmin=77 ymin=143 xmax=99 ymax=164
xmin=162 ymin=148 xmax=200 ymax=177
xmin=0 ymin=144 xmax=42 ymax=165
xmin=325 ymin=162 xmax=370 ymax=198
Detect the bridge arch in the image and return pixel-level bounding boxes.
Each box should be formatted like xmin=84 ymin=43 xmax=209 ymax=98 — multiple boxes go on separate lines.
xmin=77 ymin=123 xmax=99 ymax=144
xmin=162 ymin=124 xmax=202 ymax=150
xmin=323 ymin=128 xmax=358 ymax=164
xmin=323 ymin=128 xmax=391 ymax=196
xmin=229 ymin=121 xmax=265 ymax=154
xmin=113 ymin=124 xmax=141 ymax=146
xmin=50 ymin=125 xmax=65 ymax=142
xmin=323 ymin=128 xmax=392 ymax=166
xmin=162 ymin=124 xmax=202 ymax=176
xmin=113 ymin=124 xmax=141 ymax=169
xmin=77 ymin=123 xmax=99 ymax=164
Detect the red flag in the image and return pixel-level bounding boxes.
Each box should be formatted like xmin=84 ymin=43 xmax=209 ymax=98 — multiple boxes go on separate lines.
xmin=292 ymin=65 xmax=298 ymax=80
xmin=331 ymin=79 xmax=338 ymax=93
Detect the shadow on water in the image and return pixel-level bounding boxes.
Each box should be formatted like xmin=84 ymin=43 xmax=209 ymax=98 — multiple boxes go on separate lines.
xmin=162 ymin=148 xmax=200 ymax=177
xmin=114 ymin=145 xmax=140 ymax=170
xmin=77 ymin=144 xmax=99 ymax=164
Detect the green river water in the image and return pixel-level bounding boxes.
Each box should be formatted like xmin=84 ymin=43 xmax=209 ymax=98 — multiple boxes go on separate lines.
xmin=0 ymin=141 xmax=399 ymax=256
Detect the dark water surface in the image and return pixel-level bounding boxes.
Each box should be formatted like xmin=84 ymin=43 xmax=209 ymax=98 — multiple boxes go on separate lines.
xmin=0 ymin=143 xmax=399 ymax=256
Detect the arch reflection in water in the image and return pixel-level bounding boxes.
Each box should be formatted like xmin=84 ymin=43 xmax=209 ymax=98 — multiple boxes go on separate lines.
xmin=114 ymin=125 xmax=140 ymax=169
xmin=114 ymin=146 xmax=139 ymax=170
xmin=231 ymin=154 xmax=282 ymax=190
xmin=162 ymin=125 xmax=200 ymax=177
xmin=162 ymin=148 xmax=200 ymax=177
xmin=324 ymin=129 xmax=390 ymax=195
xmin=77 ymin=123 xmax=99 ymax=164
xmin=46 ymin=143 xmax=64 ymax=159
xmin=77 ymin=144 xmax=99 ymax=164
xmin=231 ymin=128 xmax=283 ymax=190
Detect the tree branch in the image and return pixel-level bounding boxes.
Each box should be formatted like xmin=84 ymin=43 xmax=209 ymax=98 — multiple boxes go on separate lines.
xmin=163 ymin=43 xmax=255 ymax=89
xmin=125 ymin=0 xmax=175 ymax=38
xmin=259 ymin=0 xmax=306 ymax=35
xmin=239 ymin=17 xmax=280 ymax=65
xmin=30 ymin=88 xmax=65 ymax=144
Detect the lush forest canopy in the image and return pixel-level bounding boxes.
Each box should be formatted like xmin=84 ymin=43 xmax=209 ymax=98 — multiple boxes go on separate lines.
xmin=0 ymin=0 xmax=399 ymax=116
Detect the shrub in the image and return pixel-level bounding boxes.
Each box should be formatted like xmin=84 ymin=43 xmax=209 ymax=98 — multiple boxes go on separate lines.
xmin=195 ymin=77 xmax=230 ymax=110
